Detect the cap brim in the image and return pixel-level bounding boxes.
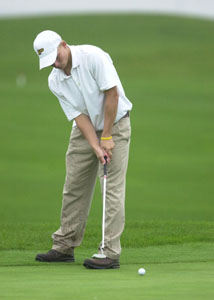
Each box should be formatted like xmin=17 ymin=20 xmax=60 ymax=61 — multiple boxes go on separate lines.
xmin=39 ymin=49 xmax=57 ymax=70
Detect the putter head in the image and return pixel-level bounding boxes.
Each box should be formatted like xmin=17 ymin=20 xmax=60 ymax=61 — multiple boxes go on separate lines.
xmin=92 ymin=253 xmax=107 ymax=259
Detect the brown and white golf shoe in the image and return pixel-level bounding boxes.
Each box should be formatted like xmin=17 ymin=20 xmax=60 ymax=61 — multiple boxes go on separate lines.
xmin=35 ymin=249 xmax=75 ymax=262
xmin=83 ymin=257 xmax=120 ymax=269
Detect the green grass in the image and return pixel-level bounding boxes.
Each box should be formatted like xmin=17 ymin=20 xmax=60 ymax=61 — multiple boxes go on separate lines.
xmin=0 ymin=13 xmax=214 ymax=299
xmin=0 ymin=14 xmax=214 ymax=225
xmin=0 ymin=243 xmax=214 ymax=266
xmin=0 ymin=245 xmax=214 ymax=299
xmin=1 ymin=262 xmax=213 ymax=300
xmin=0 ymin=221 xmax=214 ymax=250
xmin=0 ymin=251 xmax=214 ymax=300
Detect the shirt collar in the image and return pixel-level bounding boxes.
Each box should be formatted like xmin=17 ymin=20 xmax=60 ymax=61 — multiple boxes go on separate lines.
xmin=70 ymin=45 xmax=79 ymax=69
xmin=59 ymin=45 xmax=79 ymax=81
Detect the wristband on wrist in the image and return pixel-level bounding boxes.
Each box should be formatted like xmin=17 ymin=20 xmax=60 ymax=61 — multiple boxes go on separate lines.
xmin=101 ymin=136 xmax=112 ymax=140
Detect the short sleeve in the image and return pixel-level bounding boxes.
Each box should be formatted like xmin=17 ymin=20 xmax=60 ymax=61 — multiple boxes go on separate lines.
xmin=48 ymin=79 xmax=81 ymax=121
xmin=88 ymin=49 xmax=118 ymax=91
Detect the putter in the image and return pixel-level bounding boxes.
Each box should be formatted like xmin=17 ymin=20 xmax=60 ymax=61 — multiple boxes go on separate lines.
xmin=93 ymin=155 xmax=108 ymax=259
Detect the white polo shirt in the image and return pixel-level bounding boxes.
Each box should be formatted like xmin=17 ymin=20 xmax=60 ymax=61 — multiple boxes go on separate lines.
xmin=48 ymin=45 xmax=132 ymax=131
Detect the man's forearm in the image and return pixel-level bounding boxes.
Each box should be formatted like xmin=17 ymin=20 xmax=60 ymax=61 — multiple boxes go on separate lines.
xmin=75 ymin=114 xmax=107 ymax=164
xmin=102 ymin=86 xmax=119 ymax=137
xmin=75 ymin=114 xmax=99 ymax=150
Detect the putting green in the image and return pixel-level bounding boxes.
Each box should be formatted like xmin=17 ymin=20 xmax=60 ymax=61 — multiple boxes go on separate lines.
xmin=0 ymin=261 xmax=213 ymax=299
xmin=0 ymin=244 xmax=213 ymax=299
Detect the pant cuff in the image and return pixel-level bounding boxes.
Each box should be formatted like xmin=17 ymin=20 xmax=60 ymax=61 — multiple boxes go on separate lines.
xmin=99 ymin=250 xmax=120 ymax=260
xmin=52 ymin=245 xmax=74 ymax=256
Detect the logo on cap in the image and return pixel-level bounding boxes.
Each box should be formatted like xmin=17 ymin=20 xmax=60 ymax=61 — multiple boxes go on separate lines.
xmin=37 ymin=48 xmax=44 ymax=55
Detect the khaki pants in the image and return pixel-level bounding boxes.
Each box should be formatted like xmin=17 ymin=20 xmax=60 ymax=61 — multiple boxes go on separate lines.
xmin=52 ymin=116 xmax=131 ymax=259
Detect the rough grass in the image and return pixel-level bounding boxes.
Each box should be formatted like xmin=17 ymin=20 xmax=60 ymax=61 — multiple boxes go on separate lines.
xmin=0 ymin=221 xmax=214 ymax=251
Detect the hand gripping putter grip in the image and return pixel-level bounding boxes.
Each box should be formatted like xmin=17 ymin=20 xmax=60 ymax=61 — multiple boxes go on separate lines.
xmin=93 ymin=156 xmax=108 ymax=259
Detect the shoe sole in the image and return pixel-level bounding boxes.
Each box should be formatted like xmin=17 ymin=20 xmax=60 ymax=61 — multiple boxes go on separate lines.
xmin=36 ymin=256 xmax=75 ymax=263
xmin=83 ymin=261 xmax=120 ymax=269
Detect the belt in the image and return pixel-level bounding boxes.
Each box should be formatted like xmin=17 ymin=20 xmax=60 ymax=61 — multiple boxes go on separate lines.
xmin=122 ymin=111 xmax=129 ymax=119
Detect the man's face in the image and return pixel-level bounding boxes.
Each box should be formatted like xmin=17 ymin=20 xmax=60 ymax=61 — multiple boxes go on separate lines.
xmin=52 ymin=44 xmax=68 ymax=70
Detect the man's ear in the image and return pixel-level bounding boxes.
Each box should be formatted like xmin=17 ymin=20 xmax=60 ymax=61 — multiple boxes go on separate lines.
xmin=61 ymin=40 xmax=67 ymax=48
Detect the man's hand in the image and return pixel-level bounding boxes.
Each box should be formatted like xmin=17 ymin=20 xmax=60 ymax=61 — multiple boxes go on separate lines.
xmin=94 ymin=145 xmax=109 ymax=165
xmin=100 ymin=138 xmax=115 ymax=160
xmin=75 ymin=114 xmax=108 ymax=164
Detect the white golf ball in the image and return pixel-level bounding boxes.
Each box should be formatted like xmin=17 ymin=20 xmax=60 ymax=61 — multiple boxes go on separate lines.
xmin=138 ymin=268 xmax=146 ymax=275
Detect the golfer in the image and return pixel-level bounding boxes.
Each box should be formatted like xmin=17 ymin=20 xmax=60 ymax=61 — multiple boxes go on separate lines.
xmin=33 ymin=30 xmax=132 ymax=269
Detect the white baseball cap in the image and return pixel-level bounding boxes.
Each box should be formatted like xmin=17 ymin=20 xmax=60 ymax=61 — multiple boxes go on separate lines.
xmin=33 ymin=30 xmax=62 ymax=69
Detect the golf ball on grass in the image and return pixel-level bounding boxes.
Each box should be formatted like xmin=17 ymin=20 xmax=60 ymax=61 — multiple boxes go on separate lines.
xmin=138 ymin=268 xmax=146 ymax=276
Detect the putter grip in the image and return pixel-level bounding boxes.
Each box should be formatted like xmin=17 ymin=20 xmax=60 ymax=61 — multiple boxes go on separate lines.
xmin=104 ymin=155 xmax=108 ymax=176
